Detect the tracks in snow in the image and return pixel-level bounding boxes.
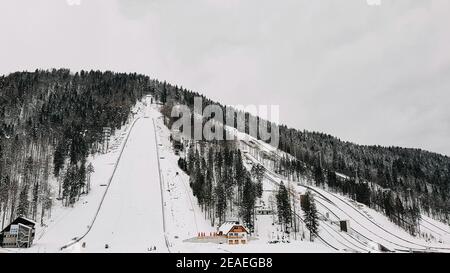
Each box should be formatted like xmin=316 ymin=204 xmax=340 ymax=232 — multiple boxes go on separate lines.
xmin=60 ymin=116 xmax=170 ymax=253
xmin=245 ymin=152 xmax=450 ymax=253
xmin=59 ymin=117 xmax=141 ymax=251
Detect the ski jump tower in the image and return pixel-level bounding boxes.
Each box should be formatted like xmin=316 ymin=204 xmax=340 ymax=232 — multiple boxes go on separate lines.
xmin=145 ymin=94 xmax=153 ymax=118
xmin=102 ymin=127 xmax=112 ymax=153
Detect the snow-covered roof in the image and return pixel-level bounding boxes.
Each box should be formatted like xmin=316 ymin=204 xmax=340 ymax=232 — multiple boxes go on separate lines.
xmin=336 ymin=172 xmax=350 ymax=180
xmin=1 ymin=216 xmax=36 ymax=233
xmin=218 ymin=222 xmax=249 ymax=234
xmin=17 ymin=216 xmax=36 ymax=225
xmin=218 ymin=222 xmax=235 ymax=234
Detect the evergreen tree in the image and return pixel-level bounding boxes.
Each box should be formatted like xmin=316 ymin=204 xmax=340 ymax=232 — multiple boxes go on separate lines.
xmin=53 ymin=141 xmax=66 ymax=177
xmin=276 ymin=182 xmax=292 ymax=232
xmin=314 ymin=165 xmax=325 ymax=186
xmin=17 ymin=185 xmax=29 ymax=217
xmin=302 ymin=190 xmax=319 ymax=241
xmin=241 ymin=175 xmax=257 ymax=232
xmin=216 ymin=183 xmax=227 ymax=224
xmin=251 ymin=164 xmax=265 ymax=184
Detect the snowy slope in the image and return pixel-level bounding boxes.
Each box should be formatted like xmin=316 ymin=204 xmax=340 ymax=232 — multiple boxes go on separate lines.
xmin=7 ymin=95 xmax=448 ymax=253
xmin=152 ymin=113 xmax=213 ymax=251
xmin=150 ymin=108 xmax=333 ymax=253
xmin=2 ymin=97 xmax=331 ymax=253
xmin=239 ymin=135 xmax=450 ymax=253
xmin=15 ymin=103 xmax=147 ymax=253
xmin=70 ymin=117 xmax=167 ymax=253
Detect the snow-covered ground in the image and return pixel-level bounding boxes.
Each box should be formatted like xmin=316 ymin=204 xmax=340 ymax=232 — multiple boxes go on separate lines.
xmin=239 ymin=134 xmax=450 ymax=253
xmin=152 ymin=112 xmax=213 ymax=251
xmin=2 ymin=97 xmax=332 ymax=253
xmin=4 ymin=100 xmax=149 ymax=253
xmin=69 ymin=117 xmax=167 ymax=253
xmin=14 ymin=103 xmax=148 ymax=253
xmin=5 ymin=96 xmax=449 ymax=253
xmin=151 ymin=107 xmax=334 ymax=253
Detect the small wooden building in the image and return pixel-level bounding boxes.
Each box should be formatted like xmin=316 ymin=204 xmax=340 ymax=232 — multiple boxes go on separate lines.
xmin=0 ymin=216 xmax=36 ymax=248
xmin=218 ymin=221 xmax=249 ymax=245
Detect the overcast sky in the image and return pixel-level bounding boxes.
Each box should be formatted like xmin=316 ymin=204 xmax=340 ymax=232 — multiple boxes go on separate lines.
xmin=1 ymin=0 xmax=450 ymax=155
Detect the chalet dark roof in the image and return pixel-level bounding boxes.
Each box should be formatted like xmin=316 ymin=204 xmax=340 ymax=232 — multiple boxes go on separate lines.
xmin=1 ymin=216 xmax=36 ymax=234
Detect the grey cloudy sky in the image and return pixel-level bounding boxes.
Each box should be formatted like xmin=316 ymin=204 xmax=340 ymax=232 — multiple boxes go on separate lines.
xmin=1 ymin=0 xmax=450 ymax=155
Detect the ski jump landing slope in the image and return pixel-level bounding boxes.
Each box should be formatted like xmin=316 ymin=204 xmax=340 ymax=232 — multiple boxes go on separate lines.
xmin=80 ymin=117 xmax=167 ymax=253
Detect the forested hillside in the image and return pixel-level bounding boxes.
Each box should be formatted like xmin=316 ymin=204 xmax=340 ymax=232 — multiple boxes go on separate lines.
xmin=1 ymin=69 xmax=448 ymax=234
xmin=0 ymin=69 xmax=152 ymax=228
xmin=275 ymin=128 xmax=450 ymax=232
xmin=177 ymin=140 xmax=263 ymax=231
xmin=155 ymin=76 xmax=450 ymax=233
